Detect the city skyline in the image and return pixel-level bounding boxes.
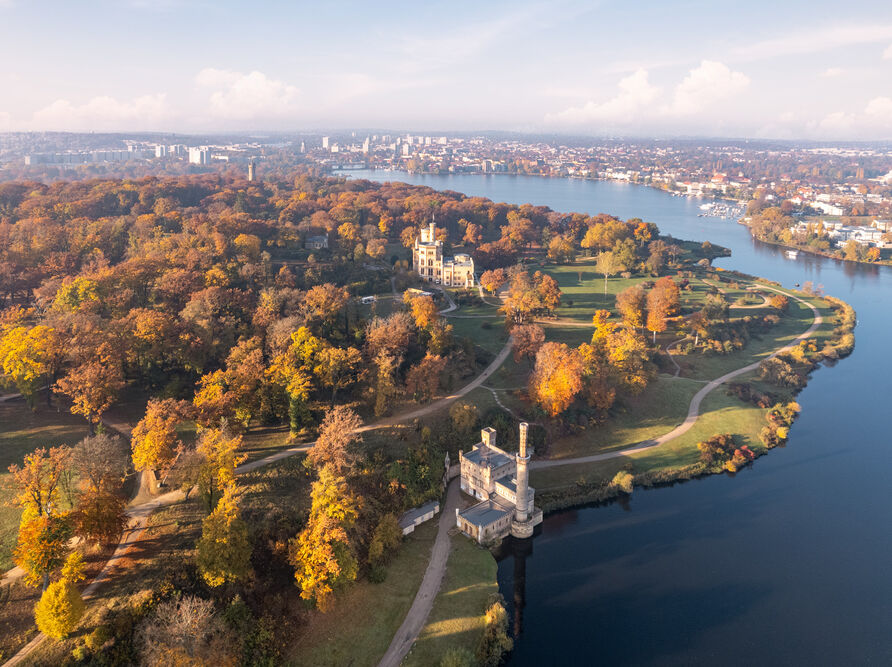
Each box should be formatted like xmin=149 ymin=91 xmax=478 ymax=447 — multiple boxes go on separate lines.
xmin=1 ymin=0 xmax=891 ymax=139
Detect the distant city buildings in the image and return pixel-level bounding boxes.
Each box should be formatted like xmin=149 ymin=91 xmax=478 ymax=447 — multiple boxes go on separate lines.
xmin=188 ymin=147 xmax=210 ymax=165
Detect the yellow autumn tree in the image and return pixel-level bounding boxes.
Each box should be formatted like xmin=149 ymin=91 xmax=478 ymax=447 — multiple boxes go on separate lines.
xmin=0 ymin=324 xmax=60 ymax=408
xmin=196 ymin=485 xmax=251 ymax=587
xmin=131 ymin=398 xmax=192 ymax=472
xmin=313 ymin=344 xmax=363 ymax=405
xmin=289 ymin=465 xmax=359 ymax=611
xmin=15 ymin=513 xmax=73 ymax=589
xmin=404 ymin=293 xmax=439 ymax=330
xmin=192 ymin=369 xmax=236 ymax=429
xmin=34 ymin=552 xmax=85 ymax=639
xmin=529 ymin=342 xmax=584 ymax=417
xmin=266 ymin=326 xmax=322 ymax=434
xmin=195 ymin=424 xmax=246 ymax=511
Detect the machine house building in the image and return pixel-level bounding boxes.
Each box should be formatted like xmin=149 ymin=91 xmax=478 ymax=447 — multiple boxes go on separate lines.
xmin=412 ymin=222 xmax=475 ymax=287
xmin=456 ymin=424 xmax=542 ymax=543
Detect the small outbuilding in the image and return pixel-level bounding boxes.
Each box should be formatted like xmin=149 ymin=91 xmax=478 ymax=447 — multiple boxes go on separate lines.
xmin=398 ymin=500 xmax=440 ymax=535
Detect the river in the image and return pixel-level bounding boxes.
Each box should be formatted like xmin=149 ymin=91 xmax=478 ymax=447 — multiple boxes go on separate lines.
xmin=345 ymin=170 xmax=892 ymax=665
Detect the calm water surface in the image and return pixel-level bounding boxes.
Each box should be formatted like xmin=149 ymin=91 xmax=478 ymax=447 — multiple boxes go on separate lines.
xmin=346 ymin=171 xmax=892 ymax=665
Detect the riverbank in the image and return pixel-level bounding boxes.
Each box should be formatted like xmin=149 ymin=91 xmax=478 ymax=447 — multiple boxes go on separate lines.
xmin=528 ymin=280 xmax=854 ymax=512
xmin=739 ymin=221 xmax=892 ymax=267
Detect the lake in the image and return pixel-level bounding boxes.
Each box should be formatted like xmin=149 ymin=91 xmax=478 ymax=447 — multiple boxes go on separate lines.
xmin=345 ymin=170 xmax=892 ymax=665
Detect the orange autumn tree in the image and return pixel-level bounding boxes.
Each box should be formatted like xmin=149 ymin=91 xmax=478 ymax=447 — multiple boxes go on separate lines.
xmin=9 ymin=446 xmax=74 ymax=589
xmin=54 ymin=344 xmax=125 ymax=431
xmin=529 ymin=342 xmax=584 ymax=416
xmin=645 ymin=277 xmax=680 ymax=344
xmin=615 ymin=285 xmax=646 ymax=328
xmin=405 ymin=354 xmax=447 ymax=402
xmin=511 ymin=324 xmax=545 ymax=366
xmin=404 ymin=292 xmax=439 ymax=331
xmin=479 ymin=268 xmax=507 ymax=295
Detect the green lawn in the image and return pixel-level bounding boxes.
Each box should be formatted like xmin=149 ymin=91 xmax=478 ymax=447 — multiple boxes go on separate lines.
xmin=0 ymin=400 xmax=90 ymax=571
xmin=403 ymin=534 xmax=498 ymax=667
xmin=450 ymin=264 xmax=839 ymax=495
xmin=288 ymin=520 xmax=440 ymax=667
xmin=547 ymin=377 xmax=703 ymax=460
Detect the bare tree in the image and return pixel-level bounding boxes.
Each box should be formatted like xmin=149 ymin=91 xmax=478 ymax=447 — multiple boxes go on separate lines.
xmin=138 ymin=596 xmax=236 ymax=666
xmin=71 ymin=433 xmax=129 ymax=494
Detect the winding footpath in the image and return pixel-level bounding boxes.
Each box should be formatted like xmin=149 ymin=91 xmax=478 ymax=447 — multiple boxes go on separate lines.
xmin=533 ymin=285 xmax=821 ymax=470
xmin=377 ymin=481 xmax=460 ymax=667
xmin=2 ymin=319 xmax=514 ymax=667
xmin=5 ymin=283 xmax=820 ymax=667
xmin=379 ymin=285 xmax=821 ymax=666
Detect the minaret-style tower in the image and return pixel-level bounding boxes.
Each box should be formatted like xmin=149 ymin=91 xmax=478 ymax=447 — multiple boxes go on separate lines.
xmin=511 ymin=422 xmax=534 ymax=538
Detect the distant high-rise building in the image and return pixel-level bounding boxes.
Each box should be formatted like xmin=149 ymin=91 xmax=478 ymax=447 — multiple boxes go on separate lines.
xmin=299 ymin=141 xmax=306 ymax=153
xmin=322 ymin=136 xmax=330 ymax=150
xmin=247 ymin=160 xmax=256 ymax=182
xmin=362 ymin=137 xmax=370 ymax=154
xmin=155 ymin=145 xmax=167 ymax=158
xmin=188 ymin=147 xmax=210 ymax=165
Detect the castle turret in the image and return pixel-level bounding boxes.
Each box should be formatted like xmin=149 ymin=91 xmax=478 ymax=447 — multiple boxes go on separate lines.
xmin=511 ymin=422 xmax=534 ymax=538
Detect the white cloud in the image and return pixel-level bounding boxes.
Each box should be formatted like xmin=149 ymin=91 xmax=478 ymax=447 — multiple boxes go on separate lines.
xmin=545 ymin=61 xmax=749 ymax=129
xmin=817 ymin=111 xmax=856 ymax=133
xmin=733 ymin=24 xmax=892 ymax=61
xmin=884 ymin=43 xmax=892 ymax=59
xmin=865 ymin=96 xmax=892 ymax=121
xmin=31 ymin=94 xmax=168 ymax=131
xmin=663 ymin=61 xmax=749 ymax=116
xmin=544 ymin=69 xmax=660 ymax=125
xmin=821 ymin=67 xmax=844 ymax=78
xmin=195 ymin=68 xmax=299 ymax=121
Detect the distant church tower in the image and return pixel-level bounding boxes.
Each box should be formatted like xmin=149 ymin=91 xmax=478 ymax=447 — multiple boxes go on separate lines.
xmin=510 ymin=422 xmax=534 ymax=538
xmin=247 ymin=160 xmax=256 ymax=182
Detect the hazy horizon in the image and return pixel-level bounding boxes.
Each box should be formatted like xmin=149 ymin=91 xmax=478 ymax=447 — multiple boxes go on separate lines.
xmin=1 ymin=0 xmax=891 ymax=140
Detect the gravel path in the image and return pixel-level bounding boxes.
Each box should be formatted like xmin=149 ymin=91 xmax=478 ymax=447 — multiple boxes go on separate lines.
xmin=377 ymin=481 xmax=460 ymax=667
xmin=532 ymin=285 xmax=821 ymax=470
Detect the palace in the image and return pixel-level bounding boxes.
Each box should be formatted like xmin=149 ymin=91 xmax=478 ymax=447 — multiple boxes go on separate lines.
xmin=412 ymin=222 xmax=475 ymax=287
xmin=456 ymin=423 xmax=542 ymax=543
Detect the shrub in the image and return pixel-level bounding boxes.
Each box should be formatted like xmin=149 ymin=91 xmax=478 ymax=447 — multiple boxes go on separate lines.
xmin=610 ymin=471 xmax=634 ymax=494
xmin=697 ymin=433 xmax=737 ymax=467
xmin=768 ymin=294 xmax=789 ymax=311
xmin=758 ymin=356 xmax=806 ymax=389
xmin=85 ymin=624 xmax=111 ymax=652
xmin=476 ymin=594 xmax=513 ymax=667
xmin=138 ymin=596 xmax=237 ymax=666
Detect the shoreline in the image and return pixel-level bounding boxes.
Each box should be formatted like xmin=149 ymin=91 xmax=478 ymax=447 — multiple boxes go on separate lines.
xmin=505 ymin=277 xmax=855 ymax=516
xmin=345 ymin=167 xmax=891 ymax=269
xmin=738 ymin=221 xmax=892 ymax=267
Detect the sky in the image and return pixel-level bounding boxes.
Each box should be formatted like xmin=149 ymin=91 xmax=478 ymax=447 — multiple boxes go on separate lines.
xmin=1 ymin=0 xmax=891 ymax=140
